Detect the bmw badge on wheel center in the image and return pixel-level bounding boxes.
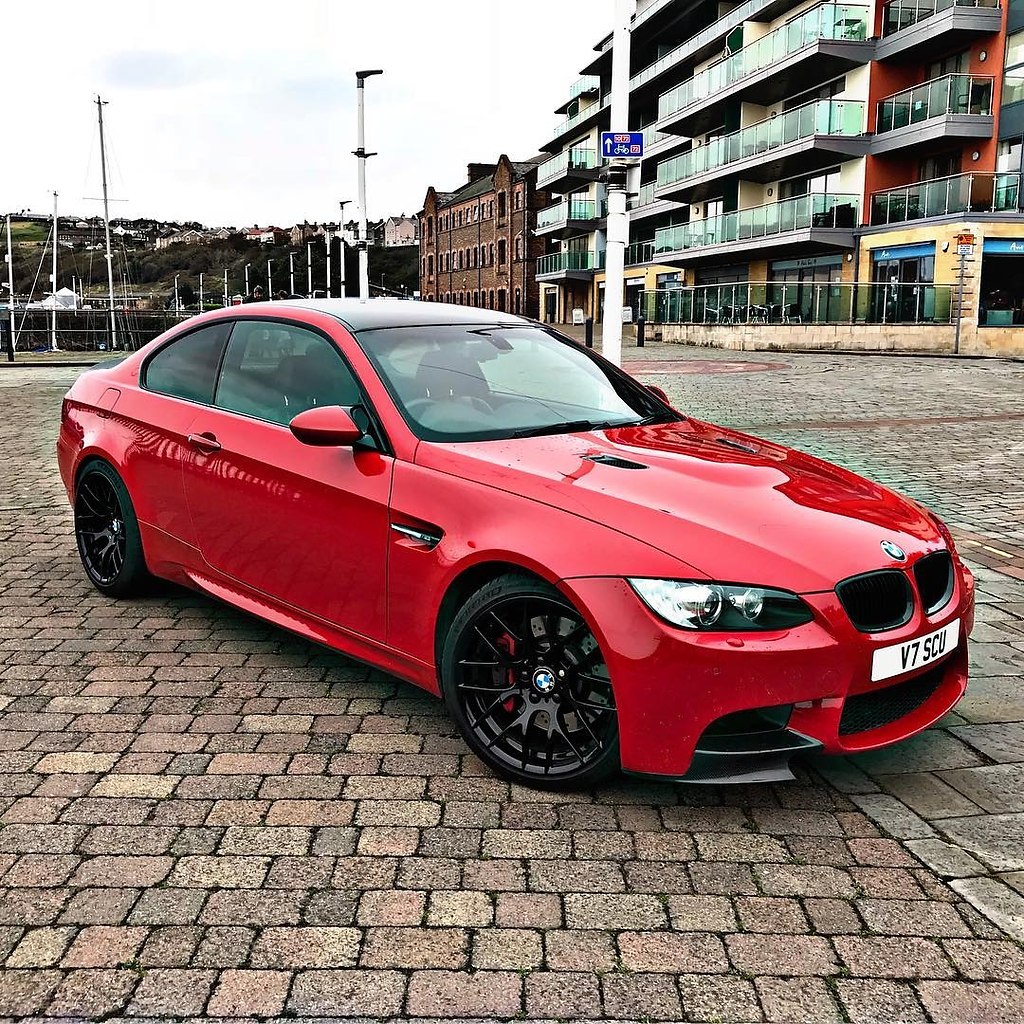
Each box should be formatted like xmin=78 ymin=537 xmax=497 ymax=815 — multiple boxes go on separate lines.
xmin=58 ymin=300 xmax=974 ymax=789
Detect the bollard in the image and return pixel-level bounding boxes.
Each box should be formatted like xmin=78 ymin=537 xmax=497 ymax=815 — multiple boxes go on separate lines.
xmin=584 ymin=316 xmax=594 ymax=348
xmin=637 ymin=316 xmax=646 ymax=348
xmin=1 ymin=320 xmax=12 ymax=363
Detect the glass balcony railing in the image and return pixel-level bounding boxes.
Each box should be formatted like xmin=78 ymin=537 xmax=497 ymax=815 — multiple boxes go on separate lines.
xmin=537 ymin=147 xmax=598 ymax=187
xmin=641 ymin=281 xmax=954 ymax=325
xmin=631 ymin=182 xmax=658 ymax=210
xmin=536 ymin=199 xmax=599 ymax=229
xmin=657 ymin=100 xmax=864 ymax=189
xmin=869 ymin=172 xmax=1019 ymax=224
xmin=570 ymin=75 xmax=601 ymax=99
xmin=549 ymin=98 xmax=609 ymax=142
xmin=630 ymin=0 xmax=765 ymax=91
xmin=536 ymin=251 xmax=600 ymax=276
xmin=876 ymin=74 xmax=993 ymax=133
xmin=627 ymin=241 xmax=655 ymax=265
xmin=658 ymin=4 xmax=868 ymax=122
xmin=654 ymin=193 xmax=859 ymax=254
xmin=882 ymin=0 xmax=999 ymax=36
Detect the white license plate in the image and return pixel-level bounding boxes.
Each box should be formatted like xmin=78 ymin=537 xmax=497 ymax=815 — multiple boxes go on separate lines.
xmin=871 ymin=619 xmax=959 ymax=682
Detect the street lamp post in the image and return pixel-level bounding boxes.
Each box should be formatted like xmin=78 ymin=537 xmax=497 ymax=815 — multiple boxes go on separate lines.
xmin=600 ymin=0 xmax=637 ymax=368
xmin=306 ymin=242 xmax=312 ymax=297
xmin=244 ymin=263 xmax=251 ymax=297
xmin=289 ymin=251 xmax=296 ymax=296
xmin=355 ymin=70 xmax=383 ymax=299
xmin=267 ymin=259 xmax=273 ymax=296
xmin=325 ymin=226 xmax=332 ymax=298
xmin=199 ymin=272 xmax=204 ymax=312
xmin=174 ymin=273 xmax=180 ymax=313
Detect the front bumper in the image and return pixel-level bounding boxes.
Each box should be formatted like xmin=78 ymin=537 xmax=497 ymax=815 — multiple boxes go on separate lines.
xmin=561 ymin=563 xmax=974 ymax=782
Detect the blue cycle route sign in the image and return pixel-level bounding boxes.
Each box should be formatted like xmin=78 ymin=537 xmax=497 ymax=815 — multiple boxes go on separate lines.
xmin=601 ymin=132 xmax=644 ymax=160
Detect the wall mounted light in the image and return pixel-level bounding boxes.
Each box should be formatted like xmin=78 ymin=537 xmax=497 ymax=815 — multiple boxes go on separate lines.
xmin=972 ymin=150 xmax=981 ymax=161
xmin=845 ymin=253 xmax=854 ymax=262
xmin=942 ymin=241 xmax=950 ymax=252
xmin=980 ymin=50 xmax=988 ymax=62
xmin=767 ymin=187 xmax=774 ymax=196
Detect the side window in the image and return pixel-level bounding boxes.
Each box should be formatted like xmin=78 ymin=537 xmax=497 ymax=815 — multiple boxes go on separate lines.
xmin=144 ymin=322 xmax=231 ymax=405
xmin=214 ymin=321 xmax=361 ymax=426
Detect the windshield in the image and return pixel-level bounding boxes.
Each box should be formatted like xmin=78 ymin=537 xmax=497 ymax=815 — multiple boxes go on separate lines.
xmin=355 ymin=323 xmax=675 ymax=442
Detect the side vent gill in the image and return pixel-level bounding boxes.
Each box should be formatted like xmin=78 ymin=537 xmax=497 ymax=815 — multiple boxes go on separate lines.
xmin=584 ymin=454 xmax=648 ymax=470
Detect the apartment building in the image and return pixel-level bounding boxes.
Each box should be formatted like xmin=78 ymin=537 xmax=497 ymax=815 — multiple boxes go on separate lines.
xmin=419 ymin=155 xmax=550 ymax=317
xmin=536 ymin=0 xmax=1024 ymax=354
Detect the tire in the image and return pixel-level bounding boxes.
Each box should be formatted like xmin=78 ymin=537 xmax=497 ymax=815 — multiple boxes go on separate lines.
xmin=441 ymin=573 xmax=620 ymax=790
xmin=74 ymin=461 xmax=150 ymax=597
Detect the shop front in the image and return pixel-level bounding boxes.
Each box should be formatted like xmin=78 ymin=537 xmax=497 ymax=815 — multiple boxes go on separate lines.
xmin=869 ymin=242 xmax=937 ymax=323
xmin=979 ymin=238 xmax=1024 ymax=327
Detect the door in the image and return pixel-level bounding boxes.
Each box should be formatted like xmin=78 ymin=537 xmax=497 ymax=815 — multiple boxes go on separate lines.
xmin=181 ymin=318 xmax=393 ymax=641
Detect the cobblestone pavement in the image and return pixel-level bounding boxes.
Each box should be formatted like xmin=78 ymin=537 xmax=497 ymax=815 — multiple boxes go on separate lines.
xmin=0 ymin=349 xmax=1023 ymax=1022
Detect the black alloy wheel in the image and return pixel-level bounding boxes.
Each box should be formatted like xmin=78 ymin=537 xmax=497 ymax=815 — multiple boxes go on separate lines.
xmin=74 ymin=462 xmax=150 ymax=596
xmin=442 ymin=574 xmax=619 ymax=789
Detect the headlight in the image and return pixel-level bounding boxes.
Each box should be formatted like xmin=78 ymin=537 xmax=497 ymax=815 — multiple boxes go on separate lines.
xmin=627 ymin=579 xmax=813 ymax=631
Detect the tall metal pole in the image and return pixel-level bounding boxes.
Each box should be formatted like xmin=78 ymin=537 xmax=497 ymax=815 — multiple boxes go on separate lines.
xmin=96 ymin=96 xmax=119 ymax=349
xmin=355 ymin=70 xmax=383 ymax=299
xmin=50 ymin=191 xmax=58 ymax=351
xmin=223 ymin=268 xmax=228 ymax=306
xmin=5 ymin=214 xmax=16 ymax=359
xmin=289 ymin=251 xmax=295 ymax=295
xmin=267 ymin=259 xmax=273 ymax=296
xmin=199 ymin=272 xmax=204 ymax=312
xmin=601 ymin=0 xmax=636 ymax=367
xmin=306 ymin=242 xmax=312 ymax=296
xmin=325 ymin=227 xmax=332 ymax=298
xmin=954 ymin=247 xmax=967 ymax=355
xmin=174 ymin=273 xmax=179 ymax=313
xmin=244 ymin=263 xmax=250 ymax=296
xmin=339 ymin=200 xmax=351 ymax=298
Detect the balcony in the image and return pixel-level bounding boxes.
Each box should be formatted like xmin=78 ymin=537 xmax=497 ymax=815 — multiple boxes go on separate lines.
xmin=536 ymin=147 xmax=601 ymax=193
xmin=656 ymin=100 xmax=867 ymax=203
xmin=555 ymin=75 xmax=602 ymax=115
xmin=653 ymin=193 xmax=858 ymax=263
xmin=873 ymin=74 xmax=994 ymax=154
xmin=630 ymin=180 xmax=682 ymax=223
xmin=626 ymin=241 xmax=655 ymax=266
xmin=535 ymin=199 xmax=604 ymax=238
xmin=536 ymin=250 xmax=602 ymax=281
xmin=877 ymin=0 xmax=1002 ymax=63
xmin=869 ymin=171 xmax=1020 ymax=224
xmin=657 ymin=4 xmax=871 ymax=137
xmin=542 ymin=97 xmax=610 ymax=153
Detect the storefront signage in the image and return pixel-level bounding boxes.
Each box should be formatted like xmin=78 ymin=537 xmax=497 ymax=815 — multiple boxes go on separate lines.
xmin=982 ymin=238 xmax=1024 ymax=254
xmin=871 ymin=242 xmax=936 ymax=262
xmin=771 ymin=255 xmax=843 ymax=271
xmin=956 ymin=232 xmax=976 ymax=257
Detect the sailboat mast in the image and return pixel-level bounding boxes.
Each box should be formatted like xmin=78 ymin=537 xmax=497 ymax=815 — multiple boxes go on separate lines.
xmin=5 ymin=214 xmax=15 ymax=360
xmin=96 ymin=96 xmax=118 ymax=350
xmin=50 ymin=191 xmax=58 ymax=352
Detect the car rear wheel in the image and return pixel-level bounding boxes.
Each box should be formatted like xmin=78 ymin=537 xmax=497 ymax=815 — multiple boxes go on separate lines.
xmin=442 ymin=573 xmax=620 ymax=789
xmin=74 ymin=461 xmax=150 ymax=597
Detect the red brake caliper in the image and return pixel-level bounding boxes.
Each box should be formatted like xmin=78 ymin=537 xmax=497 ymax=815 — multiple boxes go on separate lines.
xmin=497 ymin=633 xmax=518 ymax=711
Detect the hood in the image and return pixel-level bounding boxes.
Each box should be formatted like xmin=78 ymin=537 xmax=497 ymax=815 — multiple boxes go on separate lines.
xmin=415 ymin=418 xmax=943 ymax=593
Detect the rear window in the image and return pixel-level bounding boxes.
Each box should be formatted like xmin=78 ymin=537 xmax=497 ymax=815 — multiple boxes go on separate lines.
xmin=144 ymin=323 xmax=232 ymax=405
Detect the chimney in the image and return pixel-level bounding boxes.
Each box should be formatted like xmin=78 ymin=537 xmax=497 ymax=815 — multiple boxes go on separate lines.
xmin=467 ymin=162 xmax=498 ymax=183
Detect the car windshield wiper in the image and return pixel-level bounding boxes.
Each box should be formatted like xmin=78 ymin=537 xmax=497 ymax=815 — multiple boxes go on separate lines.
xmin=510 ymin=418 xmax=636 ymax=439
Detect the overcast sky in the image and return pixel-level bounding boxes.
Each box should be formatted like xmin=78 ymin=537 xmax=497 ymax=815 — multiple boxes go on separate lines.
xmin=5 ymin=0 xmax=613 ymax=227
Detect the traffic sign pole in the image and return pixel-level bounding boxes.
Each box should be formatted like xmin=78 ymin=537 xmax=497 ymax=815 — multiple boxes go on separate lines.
xmin=600 ymin=0 xmax=637 ymax=368
xmin=953 ymin=233 xmax=974 ymax=356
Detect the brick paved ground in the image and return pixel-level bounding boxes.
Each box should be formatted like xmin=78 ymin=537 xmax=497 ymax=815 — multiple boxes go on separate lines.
xmin=0 ymin=348 xmax=1023 ymax=1022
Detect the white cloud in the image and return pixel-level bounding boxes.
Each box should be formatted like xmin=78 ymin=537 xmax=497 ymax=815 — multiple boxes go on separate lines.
xmin=4 ymin=0 xmax=612 ymax=225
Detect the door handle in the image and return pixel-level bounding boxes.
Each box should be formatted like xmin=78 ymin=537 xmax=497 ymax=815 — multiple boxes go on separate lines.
xmin=187 ymin=432 xmax=221 ymax=453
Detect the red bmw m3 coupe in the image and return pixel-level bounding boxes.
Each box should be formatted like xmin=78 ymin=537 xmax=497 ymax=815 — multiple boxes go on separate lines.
xmin=58 ymin=300 xmax=974 ymax=788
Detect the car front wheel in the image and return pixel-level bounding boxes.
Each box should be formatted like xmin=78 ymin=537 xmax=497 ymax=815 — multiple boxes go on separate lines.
xmin=74 ymin=461 xmax=150 ymax=597
xmin=442 ymin=573 xmax=620 ymax=789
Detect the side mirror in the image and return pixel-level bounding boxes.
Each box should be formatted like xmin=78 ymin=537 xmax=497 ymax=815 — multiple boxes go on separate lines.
xmin=289 ymin=405 xmax=363 ymax=447
xmin=646 ymin=384 xmax=671 ymax=405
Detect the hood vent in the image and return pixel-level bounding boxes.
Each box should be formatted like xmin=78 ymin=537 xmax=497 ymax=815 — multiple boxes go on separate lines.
xmin=584 ymin=454 xmax=648 ymax=470
xmin=715 ymin=436 xmax=759 ymax=455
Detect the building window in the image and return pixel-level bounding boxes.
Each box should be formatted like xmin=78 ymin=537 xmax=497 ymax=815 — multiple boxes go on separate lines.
xmin=489 ymin=289 xmax=495 ymax=308
xmin=498 ymin=288 xmax=507 ymax=311
xmin=514 ymin=235 xmax=523 ymax=261
xmin=490 ymin=243 xmax=495 ymax=265
xmin=427 ymin=255 xmax=434 ymax=275
xmin=514 ymin=189 xmax=522 ymax=211
xmin=498 ymin=239 xmax=507 ymax=264
xmin=489 ymin=200 xmax=494 ymax=218
xmin=427 ymin=216 xmax=433 ymax=241
xmin=498 ymin=192 xmax=507 ymax=220
xmin=514 ymin=288 xmax=522 ymax=314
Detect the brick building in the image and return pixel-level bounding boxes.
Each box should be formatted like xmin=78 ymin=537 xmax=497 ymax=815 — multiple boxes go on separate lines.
xmin=419 ymin=155 xmax=550 ymax=316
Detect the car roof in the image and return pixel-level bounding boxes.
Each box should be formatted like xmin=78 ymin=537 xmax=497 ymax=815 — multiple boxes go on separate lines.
xmin=274 ymin=298 xmax=535 ymax=332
